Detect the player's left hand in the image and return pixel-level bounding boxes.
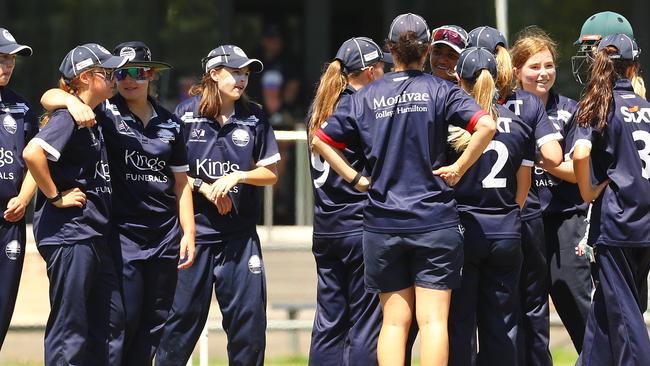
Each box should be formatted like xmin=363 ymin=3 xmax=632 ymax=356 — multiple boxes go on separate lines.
xmin=177 ymin=233 xmax=195 ymax=269
xmin=433 ymin=163 xmax=461 ymax=186
xmin=208 ymin=173 xmax=241 ymax=201
xmin=3 ymin=196 xmax=27 ymax=222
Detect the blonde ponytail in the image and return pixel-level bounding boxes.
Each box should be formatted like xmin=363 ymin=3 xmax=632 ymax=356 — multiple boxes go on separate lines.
xmin=495 ymin=45 xmax=514 ymax=98
xmin=308 ymin=60 xmax=347 ymax=146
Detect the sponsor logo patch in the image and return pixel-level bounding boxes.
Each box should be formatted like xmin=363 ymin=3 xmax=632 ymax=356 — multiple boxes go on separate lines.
xmin=248 ymin=255 xmax=263 ymax=274
xmin=232 ymin=128 xmax=250 ymax=147
xmin=3 ymin=114 xmax=17 ymax=134
xmin=5 ymin=240 xmax=20 ymax=260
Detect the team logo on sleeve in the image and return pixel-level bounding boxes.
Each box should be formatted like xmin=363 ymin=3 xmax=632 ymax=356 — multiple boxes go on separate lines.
xmin=5 ymin=240 xmax=20 ymax=260
xmin=157 ymin=129 xmax=176 ymax=143
xmin=3 ymin=115 xmax=16 ymax=134
xmin=232 ymin=128 xmax=250 ymax=147
xmin=248 ymin=255 xmax=263 ymax=274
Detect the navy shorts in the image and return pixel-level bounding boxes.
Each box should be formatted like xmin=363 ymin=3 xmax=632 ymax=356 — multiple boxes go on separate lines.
xmin=363 ymin=226 xmax=464 ymax=293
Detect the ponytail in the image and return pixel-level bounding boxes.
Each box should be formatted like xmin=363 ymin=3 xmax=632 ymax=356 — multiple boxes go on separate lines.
xmin=308 ymin=60 xmax=347 ymax=147
xmin=576 ymin=46 xmax=635 ymax=130
xmin=472 ymin=69 xmax=498 ymax=119
xmin=41 ymin=77 xmax=82 ymax=127
xmin=495 ymin=45 xmax=514 ymax=98
xmin=632 ymin=74 xmax=646 ymax=99
xmin=451 ymin=69 xmax=498 ymax=152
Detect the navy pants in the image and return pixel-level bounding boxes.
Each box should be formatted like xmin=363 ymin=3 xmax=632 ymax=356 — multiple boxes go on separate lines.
xmin=309 ymin=234 xmax=381 ymax=366
xmin=578 ymin=245 xmax=650 ymax=366
xmin=0 ymin=219 xmax=25 ymax=348
xmin=449 ymin=232 xmax=522 ymax=366
xmin=518 ymin=217 xmax=552 ymax=366
xmin=38 ymin=239 xmax=124 ymax=366
xmin=112 ymin=229 xmax=179 ymax=366
xmin=544 ymin=212 xmax=592 ymax=352
xmin=156 ymin=232 xmax=266 ymax=366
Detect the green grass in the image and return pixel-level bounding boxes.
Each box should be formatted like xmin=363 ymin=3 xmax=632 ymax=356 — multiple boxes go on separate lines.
xmin=3 ymin=349 xmax=577 ymax=366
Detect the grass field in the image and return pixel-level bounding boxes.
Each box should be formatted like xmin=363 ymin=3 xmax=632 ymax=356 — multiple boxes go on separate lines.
xmin=2 ymin=348 xmax=578 ymax=366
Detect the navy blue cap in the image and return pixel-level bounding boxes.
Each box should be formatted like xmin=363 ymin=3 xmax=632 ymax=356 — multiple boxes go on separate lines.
xmin=468 ymin=26 xmax=508 ymax=53
xmin=59 ymin=43 xmax=129 ymax=82
xmin=0 ymin=28 xmax=31 ymax=56
xmin=203 ymin=45 xmax=263 ymax=73
xmin=388 ymin=13 xmax=430 ymax=43
xmin=113 ymin=41 xmax=172 ymax=70
xmin=597 ymin=33 xmax=641 ymax=60
xmin=335 ymin=37 xmax=389 ymax=73
xmin=457 ymin=47 xmax=497 ymax=82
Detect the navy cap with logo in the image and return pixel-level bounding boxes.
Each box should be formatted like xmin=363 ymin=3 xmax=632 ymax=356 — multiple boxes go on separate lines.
xmin=597 ymin=33 xmax=641 ymax=61
xmin=59 ymin=43 xmax=129 ymax=82
xmin=113 ymin=41 xmax=172 ymax=70
xmin=335 ymin=37 xmax=390 ymax=73
xmin=468 ymin=26 xmax=508 ymax=53
xmin=0 ymin=28 xmax=32 ymax=56
xmin=457 ymin=47 xmax=497 ymax=82
xmin=202 ymin=45 xmax=264 ymax=74
xmin=388 ymin=13 xmax=430 ymax=44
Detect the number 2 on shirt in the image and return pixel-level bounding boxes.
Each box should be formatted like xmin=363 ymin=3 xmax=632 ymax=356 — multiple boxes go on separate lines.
xmin=482 ymin=140 xmax=509 ymax=189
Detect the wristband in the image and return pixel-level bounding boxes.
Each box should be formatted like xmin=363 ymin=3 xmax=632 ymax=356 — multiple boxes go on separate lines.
xmin=350 ymin=172 xmax=362 ymax=187
xmin=192 ymin=178 xmax=203 ymax=193
xmin=48 ymin=191 xmax=62 ymax=204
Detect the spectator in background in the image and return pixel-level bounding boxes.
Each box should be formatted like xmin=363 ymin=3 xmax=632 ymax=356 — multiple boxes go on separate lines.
xmin=247 ymin=24 xmax=302 ymax=130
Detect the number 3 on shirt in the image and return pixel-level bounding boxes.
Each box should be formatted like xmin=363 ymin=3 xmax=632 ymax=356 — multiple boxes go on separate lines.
xmin=633 ymin=130 xmax=650 ymax=179
xmin=311 ymin=152 xmax=330 ymax=188
xmin=482 ymin=140 xmax=509 ymax=188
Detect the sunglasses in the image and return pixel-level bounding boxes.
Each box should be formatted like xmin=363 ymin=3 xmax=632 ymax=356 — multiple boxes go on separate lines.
xmin=432 ymin=27 xmax=468 ymax=49
xmin=115 ymin=67 xmax=150 ymax=81
xmin=91 ymin=69 xmax=115 ymax=81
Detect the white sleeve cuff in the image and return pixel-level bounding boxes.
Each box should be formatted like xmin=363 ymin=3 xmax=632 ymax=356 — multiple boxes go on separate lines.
xmin=521 ymin=159 xmax=534 ymax=167
xmin=537 ymin=132 xmax=564 ymax=148
xmin=31 ymin=138 xmax=61 ymax=162
xmin=256 ymin=153 xmax=281 ymax=167
xmin=170 ymin=165 xmax=190 ymax=173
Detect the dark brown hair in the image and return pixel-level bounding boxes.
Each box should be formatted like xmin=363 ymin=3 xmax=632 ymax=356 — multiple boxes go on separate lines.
xmin=188 ymin=68 xmax=250 ymax=121
xmin=386 ymin=32 xmax=429 ymax=67
xmin=576 ymin=46 xmax=636 ymax=130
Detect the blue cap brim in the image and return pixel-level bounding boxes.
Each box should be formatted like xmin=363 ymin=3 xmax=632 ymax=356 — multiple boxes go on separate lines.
xmin=100 ymin=55 xmax=129 ymax=70
xmin=0 ymin=44 xmax=32 ymax=56
xmin=383 ymin=53 xmax=393 ymax=64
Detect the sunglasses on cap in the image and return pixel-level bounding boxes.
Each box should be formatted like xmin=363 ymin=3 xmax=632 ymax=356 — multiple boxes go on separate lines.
xmin=432 ymin=27 xmax=468 ymax=49
xmin=114 ymin=67 xmax=150 ymax=81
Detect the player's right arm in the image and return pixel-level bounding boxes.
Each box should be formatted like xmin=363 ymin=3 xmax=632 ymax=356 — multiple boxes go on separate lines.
xmin=41 ymin=88 xmax=96 ymax=127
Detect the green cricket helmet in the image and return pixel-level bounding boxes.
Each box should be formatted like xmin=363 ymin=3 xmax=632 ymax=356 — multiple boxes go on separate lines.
xmin=572 ymin=11 xmax=635 ymax=84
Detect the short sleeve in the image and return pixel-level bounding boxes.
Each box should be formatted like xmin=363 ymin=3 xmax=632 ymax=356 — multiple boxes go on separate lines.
xmin=443 ymin=84 xmax=487 ymax=133
xmin=254 ymin=111 xmax=281 ymax=167
xmin=31 ymin=112 xmax=76 ymax=162
xmin=168 ymin=115 xmax=189 ymax=173
xmin=23 ymin=103 xmax=40 ymax=142
xmin=317 ymin=94 xmax=361 ymax=149
xmin=534 ymin=101 xmax=563 ymax=148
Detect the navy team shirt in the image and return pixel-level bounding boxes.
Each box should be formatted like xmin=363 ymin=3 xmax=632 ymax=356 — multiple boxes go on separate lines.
xmin=0 ymin=88 xmax=38 ymax=214
xmin=96 ymin=94 xmax=188 ymax=245
xmin=31 ymin=110 xmax=112 ymax=246
xmin=454 ymin=104 xmax=534 ymax=238
xmin=536 ymin=90 xmax=588 ymax=215
xmin=500 ymin=89 xmax=563 ymax=221
xmin=318 ymin=70 xmax=487 ymax=234
xmin=177 ymin=96 xmax=280 ymax=244
xmin=573 ymin=79 xmax=650 ymax=247
xmin=310 ymin=87 xmax=366 ymax=238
